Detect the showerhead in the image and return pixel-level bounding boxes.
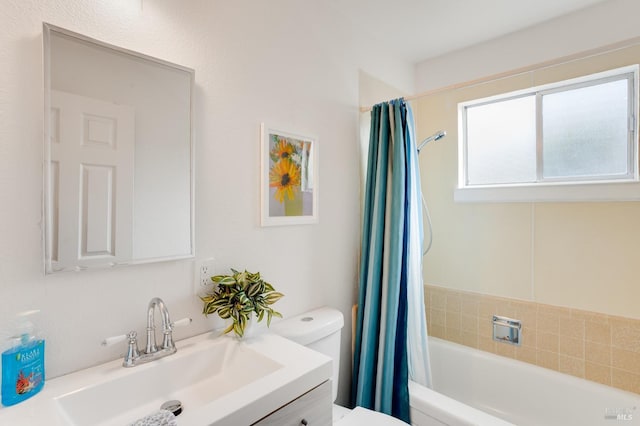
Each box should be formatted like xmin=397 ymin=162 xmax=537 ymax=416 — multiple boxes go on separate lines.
xmin=432 ymin=130 xmax=446 ymax=142
xmin=417 ymin=130 xmax=447 ymax=153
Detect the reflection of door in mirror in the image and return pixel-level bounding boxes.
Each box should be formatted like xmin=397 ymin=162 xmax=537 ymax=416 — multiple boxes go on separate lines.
xmin=50 ymin=91 xmax=135 ymax=269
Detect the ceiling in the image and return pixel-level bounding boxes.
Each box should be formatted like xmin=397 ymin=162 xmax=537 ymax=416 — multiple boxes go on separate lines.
xmin=329 ymin=0 xmax=612 ymax=64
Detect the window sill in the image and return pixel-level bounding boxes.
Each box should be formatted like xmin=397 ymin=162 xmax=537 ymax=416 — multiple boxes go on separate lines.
xmin=454 ymin=180 xmax=640 ymax=203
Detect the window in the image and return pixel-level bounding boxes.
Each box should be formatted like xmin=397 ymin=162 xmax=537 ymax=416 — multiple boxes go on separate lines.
xmin=457 ymin=65 xmax=639 ymax=202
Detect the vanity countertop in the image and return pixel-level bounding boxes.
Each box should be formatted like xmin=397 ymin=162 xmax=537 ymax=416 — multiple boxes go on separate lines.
xmin=0 ymin=331 xmax=332 ymax=425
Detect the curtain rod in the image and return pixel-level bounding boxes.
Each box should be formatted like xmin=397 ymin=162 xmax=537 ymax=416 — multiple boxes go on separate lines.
xmin=359 ymin=34 xmax=640 ymax=113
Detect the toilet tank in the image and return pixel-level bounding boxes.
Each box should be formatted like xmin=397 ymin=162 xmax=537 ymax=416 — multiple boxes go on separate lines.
xmin=271 ymin=307 xmax=344 ymax=402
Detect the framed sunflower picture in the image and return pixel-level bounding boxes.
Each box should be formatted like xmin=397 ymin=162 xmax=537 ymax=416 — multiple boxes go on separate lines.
xmin=260 ymin=123 xmax=318 ymax=226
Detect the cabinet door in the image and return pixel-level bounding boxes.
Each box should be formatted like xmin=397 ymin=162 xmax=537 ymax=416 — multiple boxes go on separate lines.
xmin=253 ymin=380 xmax=332 ymax=426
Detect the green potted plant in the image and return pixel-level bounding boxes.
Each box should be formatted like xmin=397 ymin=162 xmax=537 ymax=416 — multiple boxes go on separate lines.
xmin=200 ymin=268 xmax=284 ymax=338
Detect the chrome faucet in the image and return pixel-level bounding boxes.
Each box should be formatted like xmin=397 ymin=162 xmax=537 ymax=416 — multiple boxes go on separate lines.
xmin=145 ymin=297 xmax=175 ymax=354
xmin=102 ymin=297 xmax=191 ymax=368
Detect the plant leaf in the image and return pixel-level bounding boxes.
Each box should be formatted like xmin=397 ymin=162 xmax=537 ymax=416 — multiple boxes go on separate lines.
xmin=212 ymin=275 xmax=237 ymax=286
xmin=265 ymin=292 xmax=284 ymax=304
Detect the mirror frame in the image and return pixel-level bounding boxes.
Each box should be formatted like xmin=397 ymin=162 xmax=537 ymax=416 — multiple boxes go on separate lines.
xmin=42 ymin=23 xmax=195 ymax=273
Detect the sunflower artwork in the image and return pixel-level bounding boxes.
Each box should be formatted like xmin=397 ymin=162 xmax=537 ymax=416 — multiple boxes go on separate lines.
xmin=261 ymin=124 xmax=317 ymax=226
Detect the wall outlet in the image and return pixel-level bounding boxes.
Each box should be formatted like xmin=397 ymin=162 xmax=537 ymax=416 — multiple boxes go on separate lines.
xmin=196 ymin=257 xmax=216 ymax=293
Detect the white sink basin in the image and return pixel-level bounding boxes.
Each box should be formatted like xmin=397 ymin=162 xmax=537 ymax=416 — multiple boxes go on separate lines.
xmin=0 ymin=331 xmax=332 ymax=426
xmin=56 ymin=335 xmax=282 ymax=425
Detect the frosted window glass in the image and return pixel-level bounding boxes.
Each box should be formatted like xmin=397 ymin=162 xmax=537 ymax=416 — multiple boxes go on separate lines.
xmin=466 ymin=95 xmax=536 ymax=185
xmin=542 ymin=79 xmax=629 ymax=179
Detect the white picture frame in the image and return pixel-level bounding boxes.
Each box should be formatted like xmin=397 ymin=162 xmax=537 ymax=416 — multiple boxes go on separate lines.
xmin=260 ymin=123 xmax=318 ymax=226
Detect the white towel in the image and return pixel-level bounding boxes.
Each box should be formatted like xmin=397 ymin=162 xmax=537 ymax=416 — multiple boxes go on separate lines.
xmin=129 ymin=409 xmax=177 ymax=426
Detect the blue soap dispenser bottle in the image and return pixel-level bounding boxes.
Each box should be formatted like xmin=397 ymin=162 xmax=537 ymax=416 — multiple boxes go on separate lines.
xmin=1 ymin=310 xmax=45 ymax=407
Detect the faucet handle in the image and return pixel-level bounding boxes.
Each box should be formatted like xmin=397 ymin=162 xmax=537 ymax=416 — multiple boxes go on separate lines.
xmin=172 ymin=317 xmax=192 ymax=329
xmin=102 ymin=334 xmax=127 ymax=347
xmin=161 ymin=318 xmax=192 ymax=351
xmin=123 ymin=331 xmax=140 ymax=367
xmin=102 ymin=331 xmax=140 ymax=367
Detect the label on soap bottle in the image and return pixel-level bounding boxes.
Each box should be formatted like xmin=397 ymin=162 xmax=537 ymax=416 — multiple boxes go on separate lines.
xmin=1 ymin=340 xmax=45 ymax=406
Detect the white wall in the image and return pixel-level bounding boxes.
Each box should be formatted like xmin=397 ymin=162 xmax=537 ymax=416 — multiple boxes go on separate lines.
xmin=0 ymin=0 xmax=413 ymax=405
xmin=415 ymin=0 xmax=640 ymax=93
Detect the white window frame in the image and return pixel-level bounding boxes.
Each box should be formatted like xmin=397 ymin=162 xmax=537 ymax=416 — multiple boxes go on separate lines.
xmin=456 ymin=65 xmax=640 ymax=202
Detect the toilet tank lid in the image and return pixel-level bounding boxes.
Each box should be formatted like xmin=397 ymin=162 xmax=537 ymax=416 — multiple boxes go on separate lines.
xmin=271 ymin=307 xmax=344 ymax=346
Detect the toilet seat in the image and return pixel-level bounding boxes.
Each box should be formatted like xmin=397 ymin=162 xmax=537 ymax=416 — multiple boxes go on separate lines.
xmin=334 ymin=406 xmax=408 ymax=425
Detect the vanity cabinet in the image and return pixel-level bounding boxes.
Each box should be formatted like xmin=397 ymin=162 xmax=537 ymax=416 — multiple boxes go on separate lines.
xmin=252 ymin=380 xmax=332 ymax=426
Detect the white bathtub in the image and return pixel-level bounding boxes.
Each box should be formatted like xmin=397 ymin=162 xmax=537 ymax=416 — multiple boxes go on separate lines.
xmin=409 ymin=337 xmax=640 ymax=426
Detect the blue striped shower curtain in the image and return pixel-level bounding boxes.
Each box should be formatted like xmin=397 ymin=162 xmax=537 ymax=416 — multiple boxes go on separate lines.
xmin=352 ymin=99 xmax=432 ymax=423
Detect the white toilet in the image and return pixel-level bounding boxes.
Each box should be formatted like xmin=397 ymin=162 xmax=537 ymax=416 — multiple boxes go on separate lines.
xmin=271 ymin=307 xmax=408 ymax=425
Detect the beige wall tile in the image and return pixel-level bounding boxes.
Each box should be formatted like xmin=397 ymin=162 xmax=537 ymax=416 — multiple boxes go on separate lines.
xmin=559 ymin=337 xmax=584 ymax=359
xmin=536 ymin=350 xmax=559 ymax=371
xmin=585 ymin=340 xmax=611 ymax=366
xmin=424 ymin=285 xmax=640 ymax=395
xmin=461 ymin=331 xmax=479 ymax=349
xmin=521 ymin=326 xmax=536 ymax=349
xmin=496 ymin=342 xmax=516 ymax=359
xmin=579 ymin=311 xmax=610 ymax=325
xmin=612 ymin=368 xmax=640 ymax=395
xmin=611 ymin=319 xmax=640 ymax=353
xmin=431 ymin=289 xmax=446 ymax=310
xmin=425 ymin=292 xmax=431 ymax=313
xmin=461 ymin=314 xmax=478 ymax=333
xmin=494 ymin=304 xmax=516 ymax=319
xmin=515 ymin=306 xmax=537 ymax=330
xmin=568 ymin=309 xmax=591 ymax=322
xmin=537 ymin=311 xmax=559 ymax=334
xmin=446 ymin=293 xmax=461 ymax=313
xmin=538 ymin=304 xmax=571 ymax=318
xmin=558 ymin=355 xmax=585 ymax=378
xmin=559 ymin=317 xmax=585 ymax=339
xmin=446 ymin=311 xmax=461 ymax=330
xmin=431 ymin=308 xmax=446 ymax=327
xmin=479 ymin=338 xmax=497 ymax=354
xmin=430 ymin=324 xmax=445 ymax=339
xmin=479 ymin=319 xmax=493 ymax=339
xmin=446 ymin=327 xmax=463 ymax=345
xmin=585 ymin=320 xmax=611 ymax=345
xmin=586 ymin=362 xmax=612 ymax=386
xmin=537 ymin=332 xmax=559 ymax=352
xmin=509 ymin=300 xmax=531 ymax=313
xmin=515 ymin=346 xmax=537 ymax=365
xmin=460 ymin=294 xmax=479 ymax=316
xmin=612 ymin=348 xmax=640 ymax=375
xmin=478 ymin=298 xmax=497 ymax=322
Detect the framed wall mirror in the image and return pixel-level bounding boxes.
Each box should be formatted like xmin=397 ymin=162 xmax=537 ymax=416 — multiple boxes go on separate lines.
xmin=43 ymin=23 xmax=195 ymax=273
